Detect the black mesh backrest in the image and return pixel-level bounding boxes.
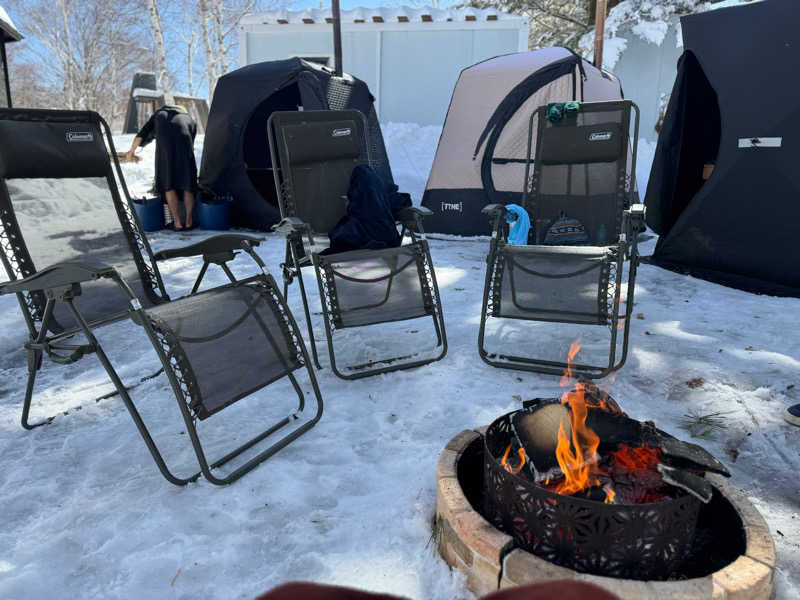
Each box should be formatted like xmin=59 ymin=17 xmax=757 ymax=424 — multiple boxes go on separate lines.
xmin=269 ymin=110 xmax=370 ymax=235
xmin=324 ymin=78 xmax=393 ymax=187
xmin=525 ymin=101 xmax=636 ymax=246
xmin=538 ymin=122 xmax=625 ymax=165
xmin=0 ymin=108 xmax=166 ymax=333
xmin=0 ymin=119 xmax=109 ymax=179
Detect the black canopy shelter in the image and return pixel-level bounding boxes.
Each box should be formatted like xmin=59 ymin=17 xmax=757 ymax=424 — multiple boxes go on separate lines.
xmin=645 ymin=0 xmax=800 ymax=297
xmin=198 ymin=58 xmax=394 ymax=230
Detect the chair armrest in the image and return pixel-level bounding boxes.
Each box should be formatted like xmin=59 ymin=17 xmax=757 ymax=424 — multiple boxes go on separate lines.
xmin=395 ymin=206 xmax=432 ymax=234
xmin=396 ymin=205 xmax=432 ymax=226
xmin=153 ymin=234 xmax=262 ymax=261
xmin=624 ymin=204 xmax=646 ymax=234
xmin=0 ymin=261 xmax=116 ymax=295
xmin=481 ymin=204 xmax=506 ymax=217
xmin=271 ymin=217 xmax=310 ymax=234
xmin=396 ymin=206 xmax=432 ymax=220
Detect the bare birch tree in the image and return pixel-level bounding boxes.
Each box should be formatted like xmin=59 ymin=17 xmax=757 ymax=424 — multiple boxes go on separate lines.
xmin=6 ymin=0 xmax=151 ymax=126
xmin=198 ymin=0 xmax=274 ymax=98
xmin=199 ymin=0 xmax=218 ymax=96
xmin=145 ymin=0 xmax=172 ymax=98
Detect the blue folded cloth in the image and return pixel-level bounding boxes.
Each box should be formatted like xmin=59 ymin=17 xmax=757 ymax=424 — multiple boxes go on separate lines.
xmin=504 ymin=204 xmax=530 ymax=245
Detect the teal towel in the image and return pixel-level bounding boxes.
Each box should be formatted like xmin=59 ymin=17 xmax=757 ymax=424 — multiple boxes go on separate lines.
xmin=504 ymin=204 xmax=530 ymax=245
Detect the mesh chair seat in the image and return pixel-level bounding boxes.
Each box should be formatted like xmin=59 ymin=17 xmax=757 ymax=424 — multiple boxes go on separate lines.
xmin=145 ymin=281 xmax=303 ymax=420
xmin=492 ymin=244 xmax=616 ymax=325
xmin=316 ymin=243 xmax=434 ymax=329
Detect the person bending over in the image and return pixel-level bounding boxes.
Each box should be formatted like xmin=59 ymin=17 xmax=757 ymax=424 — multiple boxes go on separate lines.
xmin=126 ymin=99 xmax=198 ymax=230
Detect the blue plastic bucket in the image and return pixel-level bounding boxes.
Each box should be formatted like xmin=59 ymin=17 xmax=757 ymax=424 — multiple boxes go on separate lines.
xmin=133 ymin=197 xmax=164 ymax=232
xmin=198 ymin=199 xmax=230 ymax=230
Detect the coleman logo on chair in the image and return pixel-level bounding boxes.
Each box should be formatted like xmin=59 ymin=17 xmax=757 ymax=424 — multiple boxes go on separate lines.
xmin=331 ymin=128 xmax=351 ymax=138
xmin=588 ymin=131 xmax=613 ymax=142
xmin=65 ymin=131 xmax=94 ymax=143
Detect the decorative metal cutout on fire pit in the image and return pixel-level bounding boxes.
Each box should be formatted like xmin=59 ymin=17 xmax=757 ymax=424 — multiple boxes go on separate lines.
xmin=482 ymin=396 xmax=730 ymax=581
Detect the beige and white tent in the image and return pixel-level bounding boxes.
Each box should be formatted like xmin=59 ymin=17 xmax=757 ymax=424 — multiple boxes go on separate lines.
xmin=421 ymin=48 xmax=623 ymax=235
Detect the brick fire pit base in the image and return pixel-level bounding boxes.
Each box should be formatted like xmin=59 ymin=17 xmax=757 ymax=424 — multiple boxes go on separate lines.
xmin=436 ymin=429 xmax=776 ymax=599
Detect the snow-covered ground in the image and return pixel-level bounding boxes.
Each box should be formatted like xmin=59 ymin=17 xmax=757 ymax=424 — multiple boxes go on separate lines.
xmin=0 ymin=125 xmax=798 ymax=600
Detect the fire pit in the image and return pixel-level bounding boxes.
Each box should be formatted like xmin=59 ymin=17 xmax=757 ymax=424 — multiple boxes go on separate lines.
xmin=484 ymin=408 xmax=702 ymax=579
xmin=478 ymin=382 xmax=734 ymax=581
xmin=435 ymin=427 xmax=776 ymax=598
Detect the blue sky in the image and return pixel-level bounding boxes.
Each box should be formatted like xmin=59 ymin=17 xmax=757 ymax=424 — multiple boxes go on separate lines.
xmin=5 ymin=1 xmax=465 ymax=101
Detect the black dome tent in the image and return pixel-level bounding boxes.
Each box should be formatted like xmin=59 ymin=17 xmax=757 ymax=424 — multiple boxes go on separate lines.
xmin=421 ymin=48 xmax=624 ymax=236
xmin=198 ymin=58 xmax=393 ymax=230
xmin=645 ymin=0 xmax=800 ymax=297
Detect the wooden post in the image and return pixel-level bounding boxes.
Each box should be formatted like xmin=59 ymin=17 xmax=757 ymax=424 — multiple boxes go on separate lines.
xmin=332 ymin=0 xmax=343 ymax=76
xmin=593 ymin=0 xmax=607 ymax=69
xmin=1 ymin=40 xmax=11 ymax=108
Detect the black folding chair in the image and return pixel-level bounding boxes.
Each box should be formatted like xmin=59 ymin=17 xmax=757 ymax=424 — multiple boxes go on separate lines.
xmin=267 ymin=110 xmax=447 ymax=379
xmin=0 ymin=108 xmax=323 ymax=485
xmin=478 ymin=100 xmax=645 ymax=378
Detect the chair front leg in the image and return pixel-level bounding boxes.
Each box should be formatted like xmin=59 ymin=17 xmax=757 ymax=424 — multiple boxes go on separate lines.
xmin=62 ymin=298 xmax=200 ymax=486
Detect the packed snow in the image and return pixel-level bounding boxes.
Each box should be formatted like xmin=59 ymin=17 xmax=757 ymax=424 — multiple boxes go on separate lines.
xmin=0 ymin=124 xmax=798 ymax=600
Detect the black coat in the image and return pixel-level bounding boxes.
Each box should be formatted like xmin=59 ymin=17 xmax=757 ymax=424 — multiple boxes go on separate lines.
xmin=137 ymin=106 xmax=197 ymax=193
xmin=326 ymin=165 xmax=412 ymax=254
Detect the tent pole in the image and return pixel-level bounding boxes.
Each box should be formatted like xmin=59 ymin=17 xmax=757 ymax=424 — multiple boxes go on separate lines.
xmin=593 ymin=0 xmax=607 ymax=69
xmin=332 ymin=0 xmax=343 ymax=76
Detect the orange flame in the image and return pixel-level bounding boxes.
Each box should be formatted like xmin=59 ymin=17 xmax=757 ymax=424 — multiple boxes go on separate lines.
xmin=559 ymin=341 xmax=582 ymax=386
xmin=551 ymin=341 xmax=616 ymax=504
xmin=501 ymin=444 xmax=527 ymax=475
xmin=551 ymin=383 xmax=602 ymax=496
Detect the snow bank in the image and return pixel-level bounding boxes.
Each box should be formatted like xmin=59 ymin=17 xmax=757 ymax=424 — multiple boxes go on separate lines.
xmin=381 ymin=122 xmax=442 ymax=205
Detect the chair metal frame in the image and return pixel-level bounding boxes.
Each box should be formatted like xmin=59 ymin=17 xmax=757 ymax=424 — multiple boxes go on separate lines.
xmin=0 ymin=108 xmax=323 ymax=485
xmin=267 ymin=109 xmax=447 ymax=379
xmin=478 ymin=100 xmax=645 ymax=379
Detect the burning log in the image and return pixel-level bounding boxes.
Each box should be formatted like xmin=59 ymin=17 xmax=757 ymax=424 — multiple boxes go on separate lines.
xmin=510 ymin=392 xmax=729 ymax=504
